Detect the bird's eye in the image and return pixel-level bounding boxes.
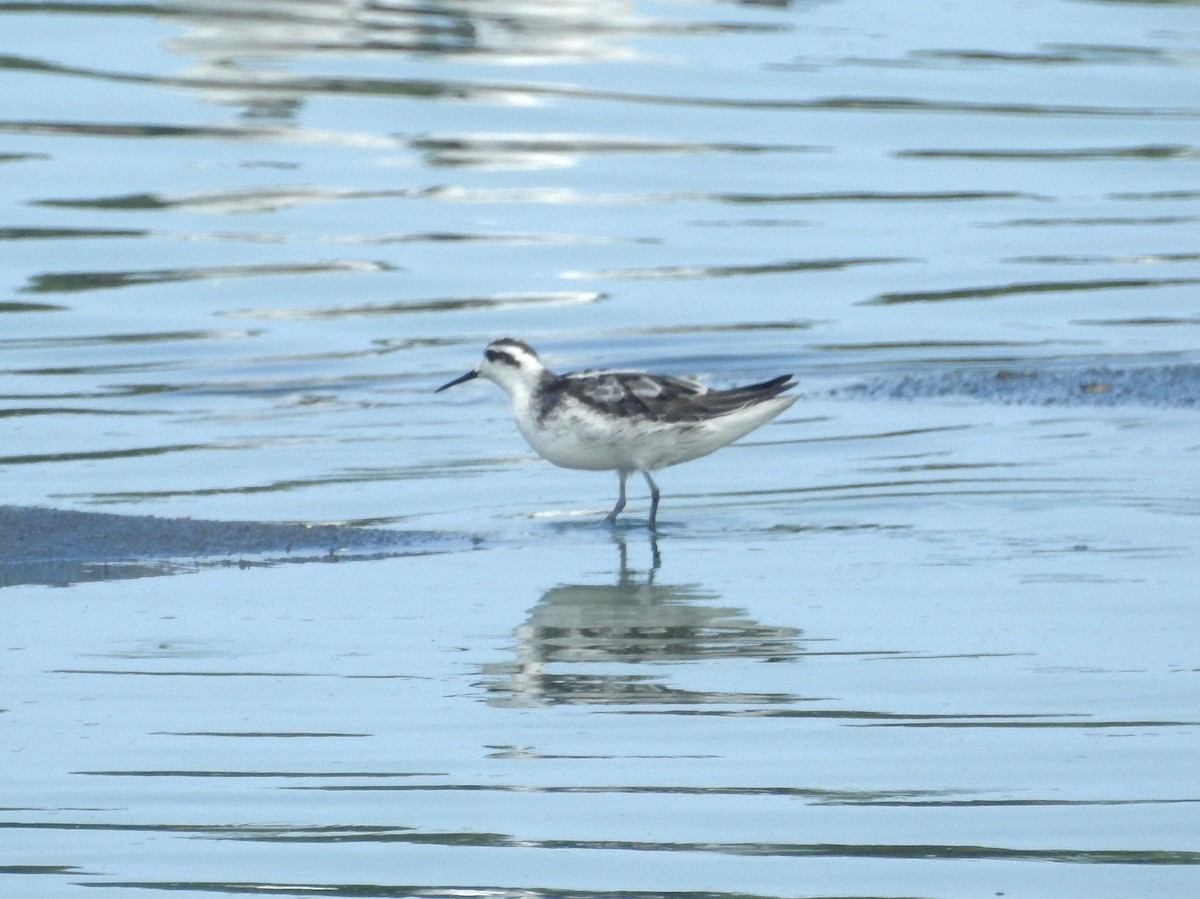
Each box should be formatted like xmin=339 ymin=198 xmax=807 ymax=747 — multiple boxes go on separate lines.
xmin=485 ymin=350 xmax=499 ymax=363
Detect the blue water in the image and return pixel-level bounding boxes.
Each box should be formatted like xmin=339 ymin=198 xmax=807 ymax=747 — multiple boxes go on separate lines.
xmin=1 ymin=1 xmax=1198 ymax=897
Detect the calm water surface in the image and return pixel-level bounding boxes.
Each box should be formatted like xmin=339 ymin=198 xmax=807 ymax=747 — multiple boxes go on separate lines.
xmin=2 ymin=0 xmax=1198 ymax=897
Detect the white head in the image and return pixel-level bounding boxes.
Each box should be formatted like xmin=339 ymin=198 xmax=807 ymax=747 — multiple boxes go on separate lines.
xmin=436 ymin=338 xmax=547 ymax=399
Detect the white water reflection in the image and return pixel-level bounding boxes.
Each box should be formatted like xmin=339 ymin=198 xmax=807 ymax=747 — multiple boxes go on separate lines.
xmin=165 ymin=0 xmax=661 ymax=120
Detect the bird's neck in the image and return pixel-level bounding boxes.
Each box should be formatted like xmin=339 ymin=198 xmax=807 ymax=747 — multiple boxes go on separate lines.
xmin=498 ymin=368 xmax=548 ymax=406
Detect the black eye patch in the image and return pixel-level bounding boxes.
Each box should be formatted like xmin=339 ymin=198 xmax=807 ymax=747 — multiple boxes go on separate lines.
xmin=485 ymin=349 xmax=519 ymax=367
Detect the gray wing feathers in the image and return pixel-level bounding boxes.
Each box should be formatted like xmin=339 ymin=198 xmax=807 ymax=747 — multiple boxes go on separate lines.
xmin=557 ymin=370 xmax=795 ymax=422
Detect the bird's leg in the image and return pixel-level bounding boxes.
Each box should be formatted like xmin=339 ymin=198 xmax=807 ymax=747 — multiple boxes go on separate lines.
xmin=606 ymin=470 xmax=629 ymax=524
xmin=641 ymin=470 xmax=661 ymax=531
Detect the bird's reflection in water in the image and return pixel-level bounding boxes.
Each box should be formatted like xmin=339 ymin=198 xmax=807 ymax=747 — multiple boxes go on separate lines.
xmin=478 ymin=532 xmax=802 ymax=708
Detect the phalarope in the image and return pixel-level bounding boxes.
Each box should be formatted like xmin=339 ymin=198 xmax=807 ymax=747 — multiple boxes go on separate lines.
xmin=436 ymin=338 xmax=797 ymax=529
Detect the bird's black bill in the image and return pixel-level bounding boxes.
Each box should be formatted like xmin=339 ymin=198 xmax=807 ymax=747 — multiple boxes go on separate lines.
xmin=435 ymin=370 xmax=478 ymax=392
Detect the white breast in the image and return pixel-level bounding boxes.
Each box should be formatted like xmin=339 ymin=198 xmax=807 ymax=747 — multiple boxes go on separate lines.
xmin=512 ymin=392 xmax=794 ymax=472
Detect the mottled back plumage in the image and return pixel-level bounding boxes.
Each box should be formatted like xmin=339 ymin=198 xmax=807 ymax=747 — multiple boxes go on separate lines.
xmin=551 ymin=370 xmax=795 ymax=424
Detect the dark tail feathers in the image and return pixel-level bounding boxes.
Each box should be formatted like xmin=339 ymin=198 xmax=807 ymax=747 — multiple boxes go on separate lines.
xmin=740 ymin=374 xmax=796 ymax=397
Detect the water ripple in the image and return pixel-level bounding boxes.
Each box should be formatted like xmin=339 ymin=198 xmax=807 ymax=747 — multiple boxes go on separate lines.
xmin=564 ymin=257 xmax=908 ymax=281
xmin=21 ymin=260 xmax=391 ymax=294
xmin=223 ymin=291 xmax=605 ymax=319
xmin=898 ymin=144 xmax=1196 ymax=160
xmin=866 ymin=276 xmax=1200 ymax=305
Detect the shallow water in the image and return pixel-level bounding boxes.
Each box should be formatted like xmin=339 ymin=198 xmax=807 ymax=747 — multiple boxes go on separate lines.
xmin=2 ymin=0 xmax=1198 ymax=897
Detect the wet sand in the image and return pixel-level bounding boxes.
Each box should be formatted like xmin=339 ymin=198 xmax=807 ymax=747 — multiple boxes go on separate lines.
xmin=0 ymin=505 xmax=468 ymax=587
xmin=827 ymin=361 xmax=1200 ymax=407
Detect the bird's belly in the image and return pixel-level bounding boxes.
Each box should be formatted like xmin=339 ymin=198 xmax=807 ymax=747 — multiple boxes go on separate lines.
xmin=516 ymin=410 xmax=710 ymax=472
